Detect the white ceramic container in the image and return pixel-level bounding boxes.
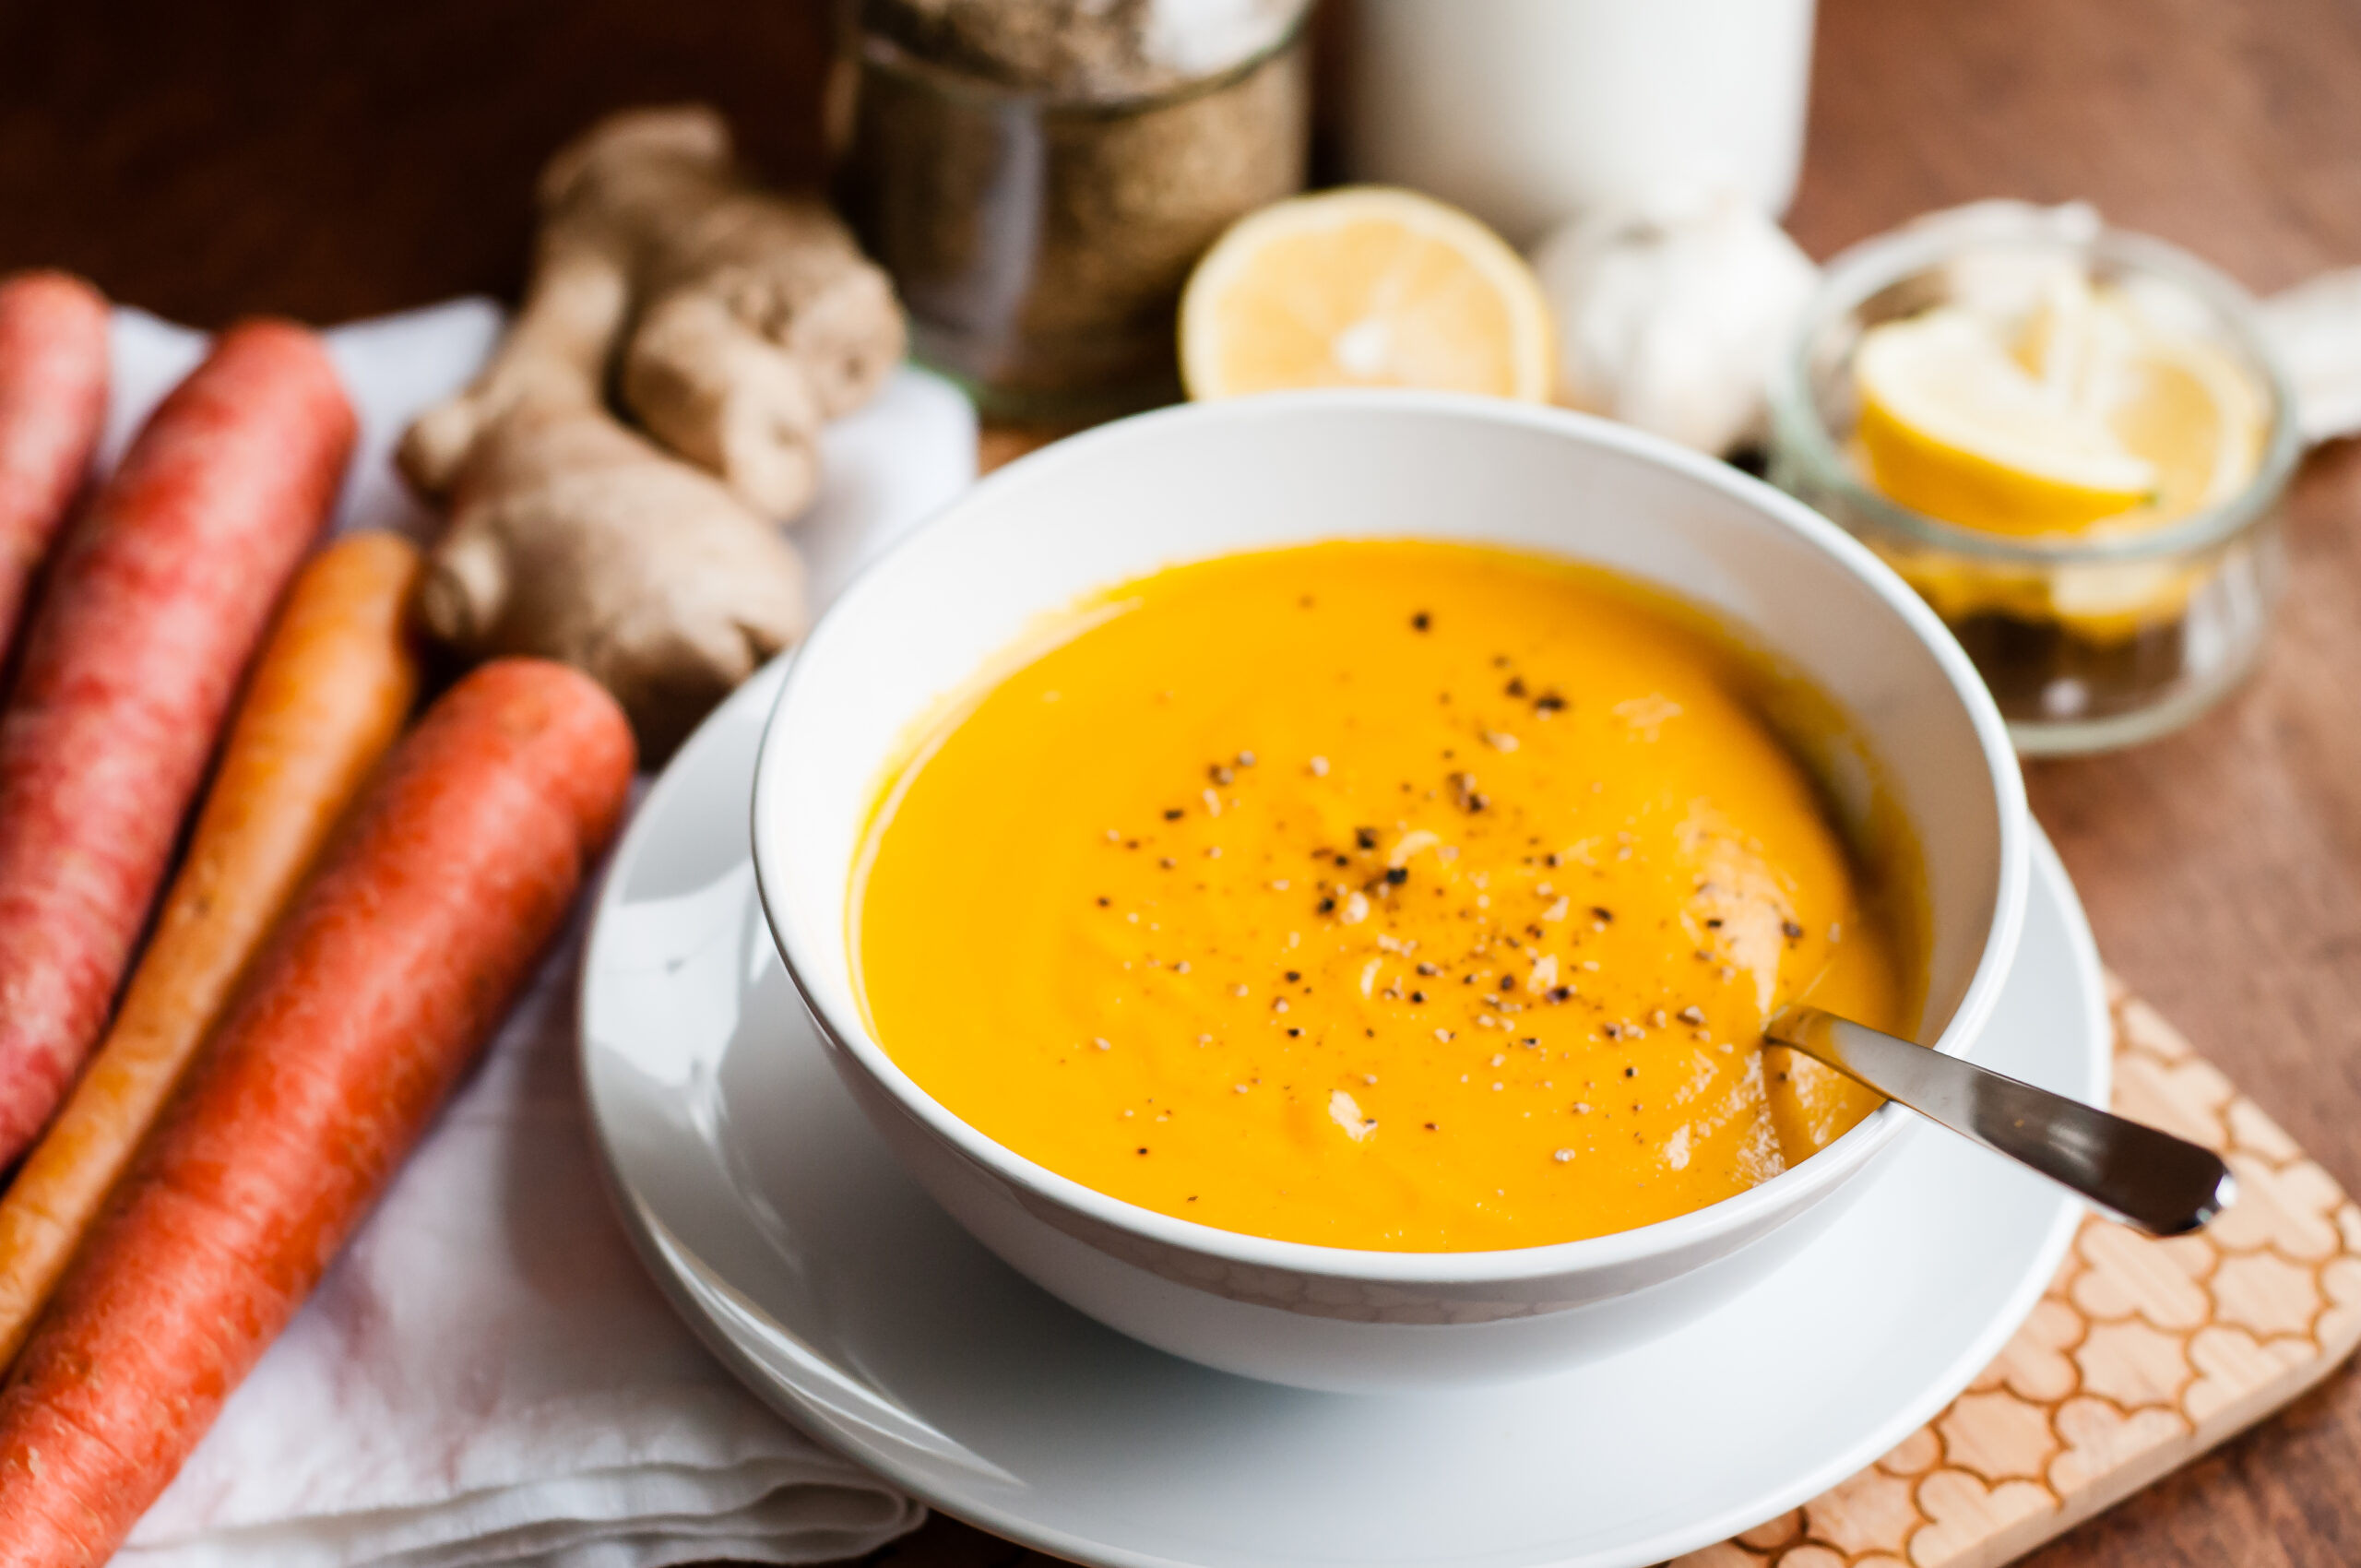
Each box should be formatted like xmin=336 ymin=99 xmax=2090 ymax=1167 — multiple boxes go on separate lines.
xmin=751 ymin=393 xmax=2027 ymax=1393
xmin=1343 ymin=0 xmax=1817 ymax=244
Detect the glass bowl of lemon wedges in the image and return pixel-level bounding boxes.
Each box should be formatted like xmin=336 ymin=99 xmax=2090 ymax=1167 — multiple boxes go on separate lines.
xmin=1768 ymin=207 xmax=2302 ymax=754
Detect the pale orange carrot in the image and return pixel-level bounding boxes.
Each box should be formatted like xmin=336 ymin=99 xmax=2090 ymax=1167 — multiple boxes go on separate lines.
xmin=0 ymin=531 xmax=421 ymax=1370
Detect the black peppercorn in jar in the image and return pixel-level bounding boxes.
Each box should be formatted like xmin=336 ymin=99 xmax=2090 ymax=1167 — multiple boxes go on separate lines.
xmin=832 ymin=0 xmax=1312 ymax=421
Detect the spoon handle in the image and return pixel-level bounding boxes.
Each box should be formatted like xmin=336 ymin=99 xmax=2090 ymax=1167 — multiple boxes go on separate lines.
xmin=1766 ymin=1005 xmax=2235 ymax=1236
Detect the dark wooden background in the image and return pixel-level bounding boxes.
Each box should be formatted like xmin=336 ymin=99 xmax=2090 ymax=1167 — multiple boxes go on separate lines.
xmin=6 ymin=0 xmax=2360 ymax=1563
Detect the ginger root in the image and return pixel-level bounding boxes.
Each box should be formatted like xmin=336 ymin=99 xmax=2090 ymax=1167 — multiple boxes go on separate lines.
xmin=411 ymin=105 xmax=903 ymax=517
xmin=595 ymin=113 xmax=906 ymax=517
xmin=402 ymin=104 xmax=904 ymax=757
xmin=417 ymin=402 xmax=808 ymax=762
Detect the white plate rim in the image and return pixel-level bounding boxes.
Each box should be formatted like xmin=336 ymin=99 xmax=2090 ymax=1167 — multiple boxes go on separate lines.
xmin=581 ymin=660 xmax=2104 ymax=1568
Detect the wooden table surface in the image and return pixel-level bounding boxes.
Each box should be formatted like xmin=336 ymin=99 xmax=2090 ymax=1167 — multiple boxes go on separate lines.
xmin=6 ymin=0 xmax=2360 ymax=1563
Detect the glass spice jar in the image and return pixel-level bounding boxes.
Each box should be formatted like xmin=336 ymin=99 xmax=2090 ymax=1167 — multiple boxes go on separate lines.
xmin=1768 ymin=211 xmax=2302 ymax=755
xmin=831 ymin=0 xmax=1312 ymax=422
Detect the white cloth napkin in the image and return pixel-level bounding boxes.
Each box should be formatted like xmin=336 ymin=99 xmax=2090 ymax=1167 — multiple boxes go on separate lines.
xmin=88 ymin=301 xmax=970 ymax=1568
xmin=2261 ymin=267 xmax=2361 ymax=445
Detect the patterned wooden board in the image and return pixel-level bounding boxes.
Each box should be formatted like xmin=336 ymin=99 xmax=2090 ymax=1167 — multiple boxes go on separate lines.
xmin=1670 ymin=975 xmax=2361 ymax=1568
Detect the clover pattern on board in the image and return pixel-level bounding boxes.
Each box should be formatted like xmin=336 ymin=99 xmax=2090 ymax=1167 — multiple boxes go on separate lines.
xmin=1675 ymin=977 xmax=2361 ymax=1568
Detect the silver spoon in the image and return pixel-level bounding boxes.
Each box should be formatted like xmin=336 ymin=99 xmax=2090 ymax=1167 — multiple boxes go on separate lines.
xmin=1766 ymin=1005 xmax=2235 ymax=1236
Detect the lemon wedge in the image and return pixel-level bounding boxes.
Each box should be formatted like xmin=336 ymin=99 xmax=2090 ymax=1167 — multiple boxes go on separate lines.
xmin=1855 ymin=308 xmax=2157 ymax=534
xmin=1180 ymin=187 xmax=1555 ymax=402
xmin=2096 ymin=328 xmax=2266 ymax=520
xmin=1858 ymin=278 xmax=2269 ymax=640
xmin=2021 ymin=277 xmax=2265 ymax=519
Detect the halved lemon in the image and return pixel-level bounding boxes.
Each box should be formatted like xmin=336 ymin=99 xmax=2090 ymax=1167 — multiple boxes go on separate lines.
xmin=1180 ymin=187 xmax=1555 ymax=402
xmin=1855 ymin=307 xmax=2157 ymax=535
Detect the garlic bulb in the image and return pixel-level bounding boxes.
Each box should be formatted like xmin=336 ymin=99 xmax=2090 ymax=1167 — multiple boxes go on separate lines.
xmin=1529 ymin=192 xmax=1818 ymax=456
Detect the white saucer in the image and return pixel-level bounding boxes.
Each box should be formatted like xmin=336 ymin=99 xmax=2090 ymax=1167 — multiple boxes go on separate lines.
xmin=581 ymin=659 xmax=2109 ymax=1568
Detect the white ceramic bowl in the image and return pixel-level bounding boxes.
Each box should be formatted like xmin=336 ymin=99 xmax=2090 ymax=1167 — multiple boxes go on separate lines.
xmin=752 ymin=393 xmax=2028 ymax=1393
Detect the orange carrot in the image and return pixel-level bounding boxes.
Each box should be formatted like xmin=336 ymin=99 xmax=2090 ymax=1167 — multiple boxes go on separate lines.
xmin=0 ymin=659 xmax=633 ymax=1566
xmin=0 ymin=531 xmax=423 ymax=1370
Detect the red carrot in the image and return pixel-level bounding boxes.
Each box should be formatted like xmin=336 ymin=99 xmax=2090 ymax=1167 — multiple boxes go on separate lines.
xmin=0 ymin=272 xmax=110 ymax=659
xmin=0 ymin=659 xmax=635 ymax=1565
xmin=0 ymin=318 xmax=353 ymax=1165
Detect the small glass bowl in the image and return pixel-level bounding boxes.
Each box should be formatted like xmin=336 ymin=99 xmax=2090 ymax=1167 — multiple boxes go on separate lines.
xmin=830 ymin=4 xmax=1311 ymax=422
xmin=1767 ymin=211 xmax=2303 ymax=755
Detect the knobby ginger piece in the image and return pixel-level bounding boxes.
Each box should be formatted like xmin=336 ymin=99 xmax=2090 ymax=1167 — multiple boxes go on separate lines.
xmin=603 ymin=106 xmax=904 ymax=516
xmin=423 ymin=402 xmax=809 ymax=761
xmin=412 ymin=105 xmax=904 ymax=518
xmin=399 ymin=104 xmax=839 ymax=756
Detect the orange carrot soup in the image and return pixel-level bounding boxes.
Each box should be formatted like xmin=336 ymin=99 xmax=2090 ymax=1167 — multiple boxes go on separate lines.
xmin=852 ymin=541 xmax=1921 ymax=1251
